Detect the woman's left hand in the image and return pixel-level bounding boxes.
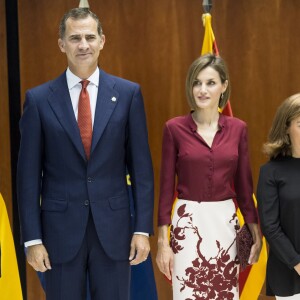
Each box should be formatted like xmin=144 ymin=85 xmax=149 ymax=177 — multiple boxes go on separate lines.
xmin=247 ymin=223 xmax=262 ymax=265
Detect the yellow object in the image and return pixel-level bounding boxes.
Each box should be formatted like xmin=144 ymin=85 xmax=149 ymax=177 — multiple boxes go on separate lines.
xmin=238 ymin=195 xmax=267 ymax=300
xmin=201 ymin=13 xmax=267 ymax=298
xmin=240 ymin=237 xmax=268 ymax=300
xmin=201 ymin=13 xmax=216 ymax=55
xmin=0 ymin=193 xmax=23 ymax=299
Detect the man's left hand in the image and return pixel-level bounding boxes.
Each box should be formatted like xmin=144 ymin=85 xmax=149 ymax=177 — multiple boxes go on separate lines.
xmin=129 ymin=234 xmax=150 ymax=265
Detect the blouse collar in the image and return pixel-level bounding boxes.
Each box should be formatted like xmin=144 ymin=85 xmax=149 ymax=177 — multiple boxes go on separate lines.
xmin=187 ymin=112 xmax=226 ymax=132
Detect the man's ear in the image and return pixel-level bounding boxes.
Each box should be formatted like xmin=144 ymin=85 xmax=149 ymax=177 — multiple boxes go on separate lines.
xmin=99 ymin=34 xmax=105 ymax=50
xmin=58 ymin=39 xmax=66 ymax=53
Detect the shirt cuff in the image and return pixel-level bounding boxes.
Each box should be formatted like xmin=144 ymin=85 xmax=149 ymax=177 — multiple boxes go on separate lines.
xmin=24 ymin=233 xmax=149 ymax=248
xmin=24 ymin=239 xmax=43 ymax=248
xmin=134 ymin=232 xmax=149 ymax=237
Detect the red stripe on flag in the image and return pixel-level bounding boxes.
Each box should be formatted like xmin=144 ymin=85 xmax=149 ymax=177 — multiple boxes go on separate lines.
xmin=213 ymin=40 xmax=219 ymax=56
xmin=239 ymin=265 xmax=252 ymax=292
xmin=222 ymin=101 xmax=233 ymax=117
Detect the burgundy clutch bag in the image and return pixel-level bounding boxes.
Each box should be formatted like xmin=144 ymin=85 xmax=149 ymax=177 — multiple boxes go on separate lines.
xmin=237 ymin=224 xmax=253 ymax=271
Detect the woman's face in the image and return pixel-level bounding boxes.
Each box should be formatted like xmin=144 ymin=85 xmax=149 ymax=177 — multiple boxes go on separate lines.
xmin=287 ymin=115 xmax=300 ymax=156
xmin=192 ymin=66 xmax=228 ymax=111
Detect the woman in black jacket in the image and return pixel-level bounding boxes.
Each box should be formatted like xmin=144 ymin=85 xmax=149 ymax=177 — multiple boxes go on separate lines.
xmin=257 ymin=93 xmax=300 ymax=299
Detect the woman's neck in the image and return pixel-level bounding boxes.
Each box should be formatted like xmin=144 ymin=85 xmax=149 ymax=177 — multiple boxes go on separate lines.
xmin=291 ymin=147 xmax=300 ymax=158
xmin=192 ymin=109 xmax=219 ymax=128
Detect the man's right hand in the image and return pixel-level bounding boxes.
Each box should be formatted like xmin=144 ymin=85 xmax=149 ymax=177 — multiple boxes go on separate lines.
xmin=26 ymin=244 xmax=51 ymax=272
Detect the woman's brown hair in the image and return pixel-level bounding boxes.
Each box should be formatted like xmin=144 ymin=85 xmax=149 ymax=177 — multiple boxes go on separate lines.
xmin=185 ymin=53 xmax=230 ymax=110
xmin=263 ymin=93 xmax=300 ymax=158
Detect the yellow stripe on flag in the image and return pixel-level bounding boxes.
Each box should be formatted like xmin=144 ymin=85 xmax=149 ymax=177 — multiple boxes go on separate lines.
xmin=0 ymin=193 xmax=23 ymax=299
xmin=201 ymin=13 xmax=216 ymax=55
xmin=201 ymin=13 xmax=267 ymax=299
xmin=240 ymin=237 xmax=268 ymax=300
xmin=239 ymin=195 xmax=267 ymax=300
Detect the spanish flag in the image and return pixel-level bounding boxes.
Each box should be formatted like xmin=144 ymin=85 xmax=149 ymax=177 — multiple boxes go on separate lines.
xmin=0 ymin=193 xmax=23 ymax=299
xmin=201 ymin=13 xmax=268 ymax=299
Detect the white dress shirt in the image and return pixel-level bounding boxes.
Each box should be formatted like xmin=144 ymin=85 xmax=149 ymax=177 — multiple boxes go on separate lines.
xmin=67 ymin=67 xmax=99 ymax=126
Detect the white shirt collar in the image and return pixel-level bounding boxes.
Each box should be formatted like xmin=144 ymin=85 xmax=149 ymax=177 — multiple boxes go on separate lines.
xmin=66 ymin=67 xmax=100 ymax=90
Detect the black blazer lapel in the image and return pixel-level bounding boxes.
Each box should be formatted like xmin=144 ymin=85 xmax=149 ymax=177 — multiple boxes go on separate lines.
xmin=91 ymin=71 xmax=118 ymax=155
xmin=47 ymin=73 xmax=86 ymax=161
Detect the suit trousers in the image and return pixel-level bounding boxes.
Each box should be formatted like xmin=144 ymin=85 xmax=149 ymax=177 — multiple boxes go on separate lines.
xmin=45 ymin=212 xmax=131 ymax=300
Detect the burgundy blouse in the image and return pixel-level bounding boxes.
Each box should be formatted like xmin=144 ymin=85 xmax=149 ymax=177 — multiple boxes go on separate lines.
xmin=158 ymin=113 xmax=258 ymax=226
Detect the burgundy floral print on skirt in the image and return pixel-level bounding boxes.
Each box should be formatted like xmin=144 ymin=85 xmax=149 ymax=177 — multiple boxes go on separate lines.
xmin=170 ymin=199 xmax=240 ymax=300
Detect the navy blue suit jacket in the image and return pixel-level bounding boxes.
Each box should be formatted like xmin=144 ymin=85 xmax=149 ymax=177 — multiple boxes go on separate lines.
xmin=17 ymin=70 xmax=154 ymax=264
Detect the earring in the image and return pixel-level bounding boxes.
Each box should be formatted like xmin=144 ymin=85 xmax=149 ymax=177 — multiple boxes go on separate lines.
xmin=220 ymin=93 xmax=224 ymax=99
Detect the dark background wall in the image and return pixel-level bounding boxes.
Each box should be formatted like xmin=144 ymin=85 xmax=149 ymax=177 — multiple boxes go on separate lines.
xmin=2 ymin=0 xmax=300 ymax=299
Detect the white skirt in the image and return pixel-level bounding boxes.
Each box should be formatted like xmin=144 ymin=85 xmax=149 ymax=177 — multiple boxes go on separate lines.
xmin=171 ymin=199 xmax=239 ymax=300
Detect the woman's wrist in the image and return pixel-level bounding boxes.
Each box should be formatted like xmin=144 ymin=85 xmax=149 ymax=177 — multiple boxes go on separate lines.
xmin=247 ymin=223 xmax=261 ymax=242
xmin=158 ymin=239 xmax=170 ymax=246
xmin=157 ymin=225 xmax=170 ymax=247
xmin=294 ymin=262 xmax=300 ymax=274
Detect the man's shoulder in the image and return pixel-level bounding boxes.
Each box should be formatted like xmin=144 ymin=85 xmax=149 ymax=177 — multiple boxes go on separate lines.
xmin=101 ymin=70 xmax=139 ymax=89
xmin=26 ymin=72 xmax=66 ymax=95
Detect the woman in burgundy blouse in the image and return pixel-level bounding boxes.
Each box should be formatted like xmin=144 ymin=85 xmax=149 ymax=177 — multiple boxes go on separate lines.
xmin=156 ymin=54 xmax=262 ymax=300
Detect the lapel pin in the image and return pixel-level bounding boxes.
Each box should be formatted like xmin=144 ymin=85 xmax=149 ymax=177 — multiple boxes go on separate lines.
xmin=111 ymin=97 xmax=117 ymax=102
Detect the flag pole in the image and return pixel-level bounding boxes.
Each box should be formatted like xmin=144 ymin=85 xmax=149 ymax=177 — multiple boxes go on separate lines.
xmin=202 ymin=0 xmax=212 ymax=13
xmin=79 ymin=0 xmax=90 ymax=8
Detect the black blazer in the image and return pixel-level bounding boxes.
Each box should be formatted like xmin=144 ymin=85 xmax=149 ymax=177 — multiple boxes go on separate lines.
xmin=257 ymin=156 xmax=300 ymax=297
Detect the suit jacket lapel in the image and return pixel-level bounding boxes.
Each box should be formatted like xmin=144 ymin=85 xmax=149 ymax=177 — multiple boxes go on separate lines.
xmin=47 ymin=72 xmax=86 ymax=161
xmin=91 ymin=70 xmax=119 ymax=155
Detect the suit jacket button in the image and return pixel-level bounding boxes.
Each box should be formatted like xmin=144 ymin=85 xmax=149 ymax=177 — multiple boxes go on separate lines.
xmin=87 ymin=177 xmax=92 ymax=183
xmin=84 ymin=200 xmax=89 ymax=206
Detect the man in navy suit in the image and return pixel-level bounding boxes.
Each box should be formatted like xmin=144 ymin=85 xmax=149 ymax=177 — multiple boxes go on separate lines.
xmin=17 ymin=8 xmax=154 ymax=300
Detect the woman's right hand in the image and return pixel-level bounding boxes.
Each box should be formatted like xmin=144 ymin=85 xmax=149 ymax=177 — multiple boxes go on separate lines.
xmin=156 ymin=243 xmax=174 ymax=280
xmin=156 ymin=225 xmax=174 ymax=280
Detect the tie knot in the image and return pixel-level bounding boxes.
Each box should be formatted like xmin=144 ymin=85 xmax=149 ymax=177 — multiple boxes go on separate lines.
xmin=80 ymin=80 xmax=90 ymax=89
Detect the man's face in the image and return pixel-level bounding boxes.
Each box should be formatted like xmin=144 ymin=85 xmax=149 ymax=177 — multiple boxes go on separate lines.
xmin=58 ymin=16 xmax=105 ymax=74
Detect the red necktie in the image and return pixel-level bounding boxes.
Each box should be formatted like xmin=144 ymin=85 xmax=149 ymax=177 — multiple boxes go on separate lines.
xmin=78 ymin=80 xmax=92 ymax=159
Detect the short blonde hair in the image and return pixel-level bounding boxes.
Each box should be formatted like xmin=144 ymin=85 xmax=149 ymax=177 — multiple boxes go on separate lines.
xmin=185 ymin=54 xmax=230 ymax=110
